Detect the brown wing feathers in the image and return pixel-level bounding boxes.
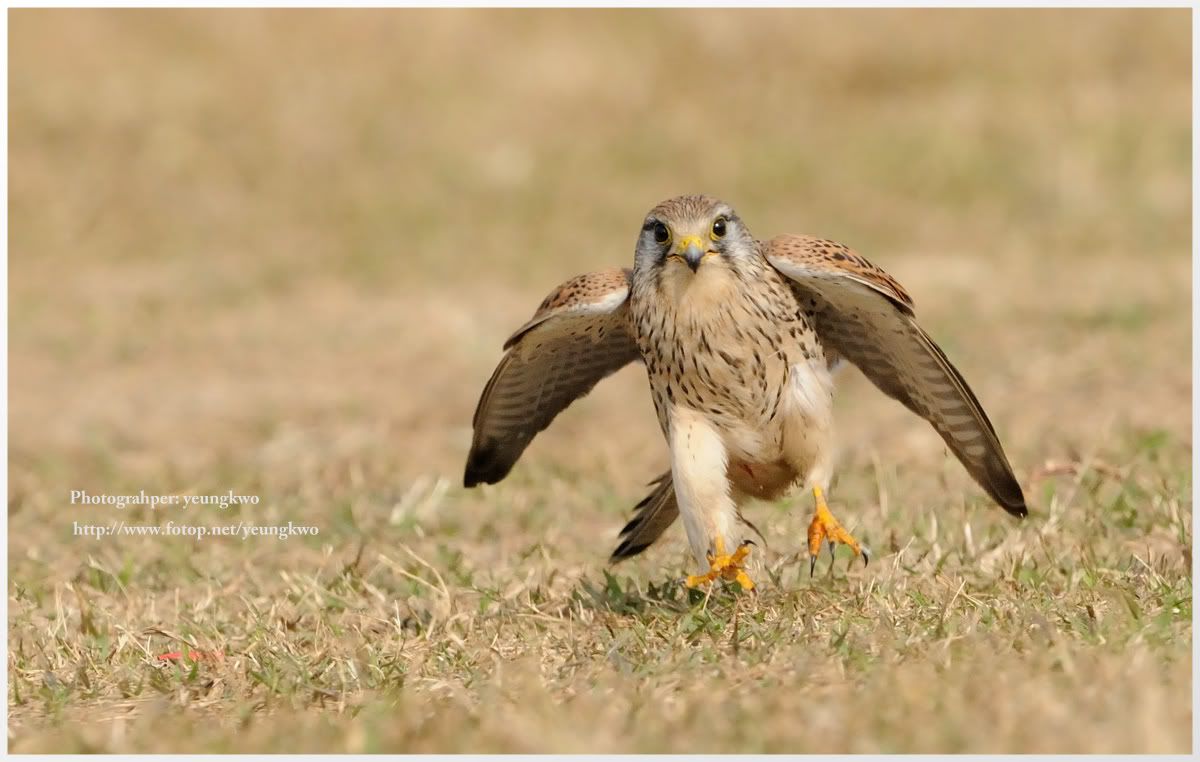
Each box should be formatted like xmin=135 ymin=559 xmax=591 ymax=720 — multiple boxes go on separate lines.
xmin=464 ymin=269 xmax=640 ymax=488
xmin=765 ymin=235 xmax=1027 ymax=517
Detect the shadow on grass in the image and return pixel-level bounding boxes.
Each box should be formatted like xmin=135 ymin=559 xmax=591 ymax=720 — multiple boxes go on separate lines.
xmin=572 ymin=569 xmax=755 ymax=617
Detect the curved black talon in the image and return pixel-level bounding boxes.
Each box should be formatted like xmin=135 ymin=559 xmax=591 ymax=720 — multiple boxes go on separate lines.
xmin=809 ymin=554 xmax=817 ymax=577
xmin=862 ymin=548 xmax=871 ymax=568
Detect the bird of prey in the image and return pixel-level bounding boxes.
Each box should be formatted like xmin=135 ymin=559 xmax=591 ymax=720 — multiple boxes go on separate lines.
xmin=464 ymin=194 xmax=1025 ymax=589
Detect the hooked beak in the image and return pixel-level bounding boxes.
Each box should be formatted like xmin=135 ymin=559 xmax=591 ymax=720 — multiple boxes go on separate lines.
xmin=676 ymin=235 xmax=708 ymax=273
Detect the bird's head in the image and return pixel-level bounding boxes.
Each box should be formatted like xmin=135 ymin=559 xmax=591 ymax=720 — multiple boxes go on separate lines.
xmin=633 ymin=195 xmax=756 ymax=285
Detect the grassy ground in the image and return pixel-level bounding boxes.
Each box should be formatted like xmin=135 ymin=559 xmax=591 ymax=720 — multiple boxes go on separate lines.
xmin=8 ymin=8 xmax=1192 ymax=754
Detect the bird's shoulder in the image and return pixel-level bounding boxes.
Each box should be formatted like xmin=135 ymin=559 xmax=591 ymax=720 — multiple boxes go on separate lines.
xmin=762 ymin=234 xmax=915 ymax=313
xmin=504 ymin=267 xmax=633 ymax=349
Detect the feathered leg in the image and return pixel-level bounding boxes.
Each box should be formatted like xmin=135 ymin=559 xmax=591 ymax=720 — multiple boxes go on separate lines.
xmin=668 ymin=407 xmax=754 ymax=590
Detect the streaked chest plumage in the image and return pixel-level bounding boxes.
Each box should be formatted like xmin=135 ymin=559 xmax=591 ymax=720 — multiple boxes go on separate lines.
xmin=629 ymin=256 xmax=831 ymax=457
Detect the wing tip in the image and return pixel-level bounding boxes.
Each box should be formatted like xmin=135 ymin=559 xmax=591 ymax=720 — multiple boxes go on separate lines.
xmin=988 ymin=477 xmax=1027 ymax=518
xmin=462 ymin=469 xmax=485 ymax=489
xmin=462 ymin=468 xmax=503 ymax=489
xmin=462 ymin=442 xmax=511 ymax=488
xmin=989 ymin=474 xmax=1028 ymax=518
xmin=1003 ymin=497 xmax=1029 ymax=518
xmin=985 ymin=457 xmax=1028 ymax=518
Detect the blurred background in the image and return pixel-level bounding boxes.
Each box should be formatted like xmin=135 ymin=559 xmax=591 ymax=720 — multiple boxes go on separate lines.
xmin=8 ymin=9 xmax=1192 ymax=752
xmin=10 ymin=9 xmax=1190 ymax=494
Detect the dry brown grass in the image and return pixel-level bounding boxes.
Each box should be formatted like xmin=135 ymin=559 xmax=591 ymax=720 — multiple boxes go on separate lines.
xmin=8 ymin=8 xmax=1192 ymax=753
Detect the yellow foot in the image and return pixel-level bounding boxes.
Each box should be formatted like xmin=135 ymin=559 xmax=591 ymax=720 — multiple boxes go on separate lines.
xmin=684 ymin=536 xmax=755 ymax=591
xmin=807 ymin=486 xmax=869 ymax=576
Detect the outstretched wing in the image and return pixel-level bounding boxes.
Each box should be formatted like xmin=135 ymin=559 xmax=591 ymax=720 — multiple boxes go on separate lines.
xmin=764 ymin=235 xmax=1026 ymax=517
xmin=464 ymin=268 xmax=641 ymax=488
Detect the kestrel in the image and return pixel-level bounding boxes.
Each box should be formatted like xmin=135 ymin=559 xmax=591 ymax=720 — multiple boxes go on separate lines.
xmin=464 ymin=195 xmax=1025 ymax=589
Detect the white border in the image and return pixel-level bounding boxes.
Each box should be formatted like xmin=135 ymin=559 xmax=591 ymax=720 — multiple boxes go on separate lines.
xmin=2 ymin=3 xmax=1195 ymax=761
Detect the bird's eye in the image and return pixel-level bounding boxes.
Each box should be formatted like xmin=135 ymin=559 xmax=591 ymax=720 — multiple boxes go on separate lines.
xmin=653 ymin=222 xmax=670 ymax=244
xmin=711 ymin=217 xmax=728 ymax=239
